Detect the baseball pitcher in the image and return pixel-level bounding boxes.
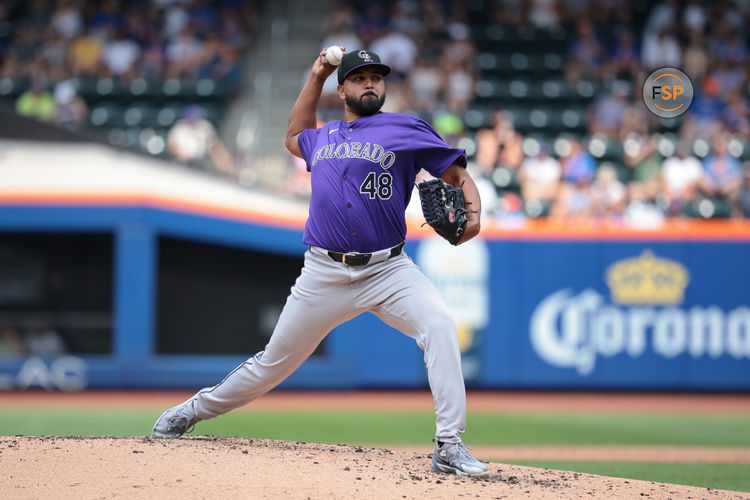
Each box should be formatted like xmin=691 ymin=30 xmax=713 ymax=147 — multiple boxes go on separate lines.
xmin=152 ymin=47 xmax=488 ymax=477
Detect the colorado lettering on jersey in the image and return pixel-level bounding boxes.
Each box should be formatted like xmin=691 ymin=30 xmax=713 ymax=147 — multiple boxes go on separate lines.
xmin=311 ymin=142 xmax=396 ymax=170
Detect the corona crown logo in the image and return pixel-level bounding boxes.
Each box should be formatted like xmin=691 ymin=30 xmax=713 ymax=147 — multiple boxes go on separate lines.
xmin=605 ymin=250 xmax=689 ymax=306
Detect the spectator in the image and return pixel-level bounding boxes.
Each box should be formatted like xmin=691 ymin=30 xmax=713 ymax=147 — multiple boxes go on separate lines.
xmin=607 ymin=28 xmax=640 ymax=81
xmin=53 ymin=79 xmax=88 ymax=129
xmin=167 ymin=105 xmax=236 ymax=178
xmin=51 ymin=0 xmax=83 ymax=39
xmin=518 ymin=143 xmax=561 ymax=206
xmin=138 ymin=34 xmax=166 ymax=81
xmin=442 ymin=22 xmax=475 ymax=67
xmin=620 ymin=96 xmax=651 ymax=140
xmin=496 ymin=192 xmax=525 ymax=220
xmin=561 ymin=139 xmax=596 ymax=185
xmin=551 ymin=139 xmax=595 ymax=220
xmin=641 ymin=30 xmax=681 ymax=70
xmin=102 ymin=29 xmax=141 ymax=80
xmin=681 ymin=76 xmax=726 ymax=142
xmin=683 ymin=0 xmax=706 ymax=34
xmin=475 ymin=173 xmax=500 ymax=220
xmin=644 ymin=0 xmax=678 ymax=35
xmin=124 ymin=8 xmax=152 ymax=46
xmin=625 ymin=134 xmax=662 ymax=202
xmin=354 ymin=3 xmax=389 ymax=47
xmin=432 ymin=109 xmax=464 ymax=147
xmin=661 ymin=143 xmax=704 ymax=216
xmin=287 ymin=154 xmax=312 ymax=199
xmin=442 ymin=59 xmax=474 ymax=113
xmin=587 ymin=81 xmax=630 ymax=139
xmin=380 ymin=78 xmax=410 ymax=115
xmin=591 ymin=163 xmax=627 ymax=218
xmin=16 ymin=80 xmax=57 ymax=121
xmin=740 ymin=163 xmax=750 ymax=218
xmin=474 ymin=110 xmax=524 ymax=175
xmin=721 ymin=90 xmax=750 ymax=136
xmin=217 ymin=4 xmax=252 ymax=49
xmin=683 ymin=32 xmax=709 ymax=83
xmin=711 ymin=59 xmax=745 ymax=96
xmin=720 ymin=31 xmax=747 ymax=64
xmin=0 ymin=325 xmax=26 ymax=356
xmin=165 ymin=26 xmax=204 ymax=79
xmin=700 ymin=134 xmax=743 ymax=212
xmin=528 ymin=0 xmax=561 ymax=28
xmin=24 ymin=322 xmax=66 ymax=356
xmin=39 ymin=32 xmax=69 ymax=81
xmin=210 ymin=43 xmax=242 ymax=90
xmin=551 ymin=175 xmax=594 ymax=220
xmin=389 ymin=0 xmax=421 ymax=35
xmin=163 ymin=2 xmax=190 ymax=39
xmin=407 ymin=57 xmax=443 ymax=113
xmin=623 ymin=196 xmax=666 ymax=228
xmin=88 ymin=0 xmax=125 ymax=37
xmin=370 ymin=24 xmax=418 ymax=79
xmin=68 ymin=31 xmax=104 ymax=77
xmin=565 ymin=18 xmax=606 ymax=83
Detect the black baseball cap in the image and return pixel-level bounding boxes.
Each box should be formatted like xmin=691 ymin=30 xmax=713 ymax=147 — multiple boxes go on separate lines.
xmin=337 ymin=49 xmax=391 ymax=85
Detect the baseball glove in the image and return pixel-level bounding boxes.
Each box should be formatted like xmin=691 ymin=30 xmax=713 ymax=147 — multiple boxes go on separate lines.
xmin=417 ymin=178 xmax=473 ymax=245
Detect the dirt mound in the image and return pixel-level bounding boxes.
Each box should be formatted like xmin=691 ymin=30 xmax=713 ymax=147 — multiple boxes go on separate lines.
xmin=0 ymin=436 xmax=744 ymax=499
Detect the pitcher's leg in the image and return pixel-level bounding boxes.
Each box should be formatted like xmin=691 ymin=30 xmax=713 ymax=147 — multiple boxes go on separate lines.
xmin=369 ymin=256 xmax=466 ymax=443
xmin=191 ymin=251 xmax=362 ymax=420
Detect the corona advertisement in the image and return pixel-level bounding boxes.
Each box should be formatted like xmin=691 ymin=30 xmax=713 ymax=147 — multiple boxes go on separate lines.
xmin=530 ymin=250 xmax=750 ymax=376
xmin=477 ymin=241 xmax=750 ymax=390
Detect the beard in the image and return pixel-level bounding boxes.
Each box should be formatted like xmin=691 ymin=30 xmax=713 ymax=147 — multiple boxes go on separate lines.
xmin=345 ymin=91 xmax=386 ymax=116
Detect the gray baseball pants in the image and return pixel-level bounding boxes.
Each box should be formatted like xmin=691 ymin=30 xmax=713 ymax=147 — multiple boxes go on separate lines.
xmin=189 ymin=245 xmax=467 ymax=443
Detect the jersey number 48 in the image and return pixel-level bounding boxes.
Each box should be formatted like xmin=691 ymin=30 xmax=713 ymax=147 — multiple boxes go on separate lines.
xmin=360 ymin=172 xmax=393 ymax=200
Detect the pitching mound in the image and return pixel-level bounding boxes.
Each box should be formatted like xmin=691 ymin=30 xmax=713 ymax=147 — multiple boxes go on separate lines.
xmin=0 ymin=436 xmax=742 ymax=499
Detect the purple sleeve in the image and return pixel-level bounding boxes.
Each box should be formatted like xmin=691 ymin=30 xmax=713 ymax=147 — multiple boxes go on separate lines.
xmin=297 ymin=128 xmax=321 ymax=171
xmin=411 ymin=118 xmax=467 ymax=178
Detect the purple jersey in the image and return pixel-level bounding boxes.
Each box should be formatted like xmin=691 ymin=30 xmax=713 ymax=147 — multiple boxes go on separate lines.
xmin=297 ymin=112 xmax=466 ymax=253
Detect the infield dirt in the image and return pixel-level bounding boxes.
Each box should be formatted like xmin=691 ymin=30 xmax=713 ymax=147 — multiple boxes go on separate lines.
xmin=2 ymin=435 xmax=747 ymax=499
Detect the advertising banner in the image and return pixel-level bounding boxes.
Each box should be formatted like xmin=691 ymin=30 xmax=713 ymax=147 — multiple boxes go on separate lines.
xmin=481 ymin=241 xmax=750 ymax=389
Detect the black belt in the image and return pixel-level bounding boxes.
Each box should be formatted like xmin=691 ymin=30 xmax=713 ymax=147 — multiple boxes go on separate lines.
xmin=326 ymin=241 xmax=405 ymax=266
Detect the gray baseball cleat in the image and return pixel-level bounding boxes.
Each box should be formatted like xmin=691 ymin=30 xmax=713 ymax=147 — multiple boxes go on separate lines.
xmin=431 ymin=440 xmax=490 ymax=477
xmin=152 ymin=399 xmax=200 ymax=438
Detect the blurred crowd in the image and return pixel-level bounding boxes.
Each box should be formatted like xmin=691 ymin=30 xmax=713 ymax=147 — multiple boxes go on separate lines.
xmin=1 ymin=0 xmax=750 ymax=222
xmin=485 ymin=0 xmax=750 ymax=222
xmin=0 ymin=0 xmax=256 ymax=172
xmin=303 ymin=0 xmax=750 ymax=223
xmin=0 ymin=321 xmax=66 ymax=357
xmin=316 ymin=0 xmax=477 ymax=123
xmin=1 ymin=0 xmax=255 ymax=84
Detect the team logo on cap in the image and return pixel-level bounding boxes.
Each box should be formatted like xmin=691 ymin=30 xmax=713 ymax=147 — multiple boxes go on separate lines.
xmin=358 ymin=50 xmax=373 ymax=62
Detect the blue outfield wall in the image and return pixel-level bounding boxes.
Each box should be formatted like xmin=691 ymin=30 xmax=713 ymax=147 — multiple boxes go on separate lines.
xmin=0 ymin=205 xmax=749 ymax=391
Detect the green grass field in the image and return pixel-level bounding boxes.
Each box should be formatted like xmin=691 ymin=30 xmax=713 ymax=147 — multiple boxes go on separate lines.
xmin=2 ymin=407 xmax=749 ymax=492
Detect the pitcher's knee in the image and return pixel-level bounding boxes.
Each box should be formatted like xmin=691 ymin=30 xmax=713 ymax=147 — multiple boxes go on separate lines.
xmin=421 ymin=309 xmax=457 ymax=342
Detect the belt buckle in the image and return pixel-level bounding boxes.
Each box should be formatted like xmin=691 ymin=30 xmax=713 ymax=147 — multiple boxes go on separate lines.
xmin=344 ymin=252 xmax=371 ymax=266
xmin=343 ymin=252 xmax=360 ymax=266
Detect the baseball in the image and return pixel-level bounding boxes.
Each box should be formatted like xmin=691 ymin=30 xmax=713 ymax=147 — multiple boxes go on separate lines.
xmin=325 ymin=46 xmax=343 ymax=66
